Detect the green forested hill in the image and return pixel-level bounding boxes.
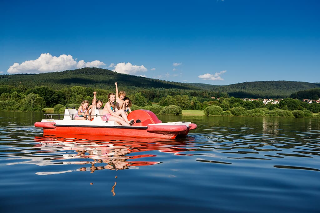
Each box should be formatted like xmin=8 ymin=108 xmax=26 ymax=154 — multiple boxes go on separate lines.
xmin=1 ymin=68 xmax=319 ymax=98
xmin=190 ymin=81 xmax=320 ymax=98
xmin=0 ymin=68 xmax=196 ymax=90
xmin=290 ymin=88 xmax=320 ymax=100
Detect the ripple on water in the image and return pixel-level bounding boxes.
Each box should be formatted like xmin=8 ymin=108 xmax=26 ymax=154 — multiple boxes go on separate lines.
xmin=0 ymin=114 xmax=320 ymax=213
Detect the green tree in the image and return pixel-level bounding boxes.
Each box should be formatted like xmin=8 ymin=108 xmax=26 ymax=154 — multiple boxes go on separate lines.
xmin=175 ymin=95 xmax=190 ymax=110
xmin=279 ymin=98 xmax=301 ymax=110
xmin=20 ymin=93 xmax=45 ymax=111
xmin=190 ymin=97 xmax=202 ymax=110
xmin=133 ymin=92 xmax=147 ymax=106
xmin=204 ymin=106 xmax=223 ymax=116
xmin=159 ymin=95 xmax=176 ymax=106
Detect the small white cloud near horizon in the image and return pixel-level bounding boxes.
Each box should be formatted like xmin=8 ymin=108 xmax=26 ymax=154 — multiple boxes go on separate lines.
xmin=173 ymin=62 xmax=182 ymax=67
xmin=7 ymin=53 xmax=106 ymax=74
xmin=0 ymin=71 xmax=3 ymax=74
xmin=108 ymin=63 xmax=115 ymax=68
xmin=198 ymin=70 xmax=227 ymax=81
xmin=113 ymin=62 xmax=147 ymax=75
xmin=151 ymin=68 xmax=156 ymax=71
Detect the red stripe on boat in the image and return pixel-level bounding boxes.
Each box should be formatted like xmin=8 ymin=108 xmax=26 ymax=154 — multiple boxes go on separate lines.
xmin=34 ymin=122 xmax=56 ymax=129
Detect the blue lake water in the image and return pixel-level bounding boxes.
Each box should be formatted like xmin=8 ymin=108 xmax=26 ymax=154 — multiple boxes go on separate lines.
xmin=0 ymin=112 xmax=320 ymax=213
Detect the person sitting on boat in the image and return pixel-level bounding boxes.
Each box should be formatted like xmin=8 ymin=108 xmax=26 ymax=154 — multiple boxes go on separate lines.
xmin=75 ymin=100 xmax=89 ymax=120
xmin=88 ymin=91 xmax=103 ymax=119
xmin=123 ymin=97 xmax=132 ymax=115
xmin=115 ymin=82 xmax=126 ymax=109
xmin=103 ymin=93 xmax=134 ymax=126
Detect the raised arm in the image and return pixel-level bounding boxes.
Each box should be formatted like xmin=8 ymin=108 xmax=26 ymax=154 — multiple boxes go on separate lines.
xmin=115 ymin=82 xmax=119 ymax=101
xmin=92 ymin=91 xmax=97 ymax=105
xmin=90 ymin=91 xmax=97 ymax=115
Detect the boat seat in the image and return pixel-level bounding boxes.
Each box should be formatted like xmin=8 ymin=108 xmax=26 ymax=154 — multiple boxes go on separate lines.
xmin=64 ymin=109 xmax=78 ymax=120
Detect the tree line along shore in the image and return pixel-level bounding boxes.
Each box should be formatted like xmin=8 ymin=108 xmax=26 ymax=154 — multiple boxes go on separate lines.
xmin=1 ymin=68 xmax=320 ymax=118
xmin=1 ymin=85 xmax=320 ymax=118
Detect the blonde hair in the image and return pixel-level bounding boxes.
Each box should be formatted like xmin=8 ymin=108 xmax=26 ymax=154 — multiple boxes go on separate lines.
xmin=119 ymin=91 xmax=126 ymax=97
xmin=81 ymin=100 xmax=89 ymax=105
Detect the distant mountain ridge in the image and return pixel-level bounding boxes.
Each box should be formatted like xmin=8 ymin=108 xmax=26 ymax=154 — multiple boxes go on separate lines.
xmin=189 ymin=81 xmax=320 ymax=98
xmin=0 ymin=68 xmax=197 ymax=90
xmin=1 ymin=68 xmax=319 ymax=98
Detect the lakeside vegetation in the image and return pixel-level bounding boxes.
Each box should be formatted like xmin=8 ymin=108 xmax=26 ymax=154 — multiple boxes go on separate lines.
xmin=1 ymin=68 xmax=320 ymax=118
xmin=1 ymin=67 xmax=320 ymax=98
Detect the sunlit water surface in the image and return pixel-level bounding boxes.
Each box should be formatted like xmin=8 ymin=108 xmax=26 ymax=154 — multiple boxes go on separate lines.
xmin=0 ymin=112 xmax=319 ymax=213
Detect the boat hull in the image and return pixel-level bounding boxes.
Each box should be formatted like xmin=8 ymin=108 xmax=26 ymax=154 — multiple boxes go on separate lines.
xmin=35 ymin=110 xmax=196 ymax=139
xmin=41 ymin=125 xmax=188 ymax=139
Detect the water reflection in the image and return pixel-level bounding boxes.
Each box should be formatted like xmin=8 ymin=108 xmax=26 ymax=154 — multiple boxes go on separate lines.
xmin=3 ymin=135 xmax=193 ymax=173
xmin=1 ymin=113 xmax=320 ymax=212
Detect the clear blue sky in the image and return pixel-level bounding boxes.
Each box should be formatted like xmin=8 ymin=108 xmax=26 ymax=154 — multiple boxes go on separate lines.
xmin=1 ymin=0 xmax=319 ymax=85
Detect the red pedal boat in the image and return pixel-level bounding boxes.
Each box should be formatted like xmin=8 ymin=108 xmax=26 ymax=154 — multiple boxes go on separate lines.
xmin=35 ymin=109 xmax=197 ymax=139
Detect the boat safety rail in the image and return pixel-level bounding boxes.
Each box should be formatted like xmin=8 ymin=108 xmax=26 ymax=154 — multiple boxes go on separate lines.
xmin=44 ymin=113 xmax=64 ymax=119
xmin=44 ymin=113 xmax=106 ymax=120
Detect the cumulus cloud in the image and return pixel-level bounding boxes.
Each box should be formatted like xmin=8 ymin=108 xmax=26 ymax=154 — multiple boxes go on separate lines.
xmin=77 ymin=60 xmax=105 ymax=69
xmin=113 ymin=62 xmax=147 ymax=74
xmin=173 ymin=62 xmax=182 ymax=67
xmin=109 ymin=63 xmax=115 ymax=68
xmin=7 ymin=53 xmax=106 ymax=74
xmin=198 ymin=70 xmax=227 ymax=81
xmin=151 ymin=68 xmax=156 ymax=71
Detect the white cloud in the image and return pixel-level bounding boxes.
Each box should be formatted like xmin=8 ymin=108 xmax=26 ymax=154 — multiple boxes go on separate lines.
xmin=77 ymin=60 xmax=105 ymax=69
xmin=173 ymin=62 xmax=182 ymax=67
xmin=198 ymin=70 xmax=227 ymax=81
xmin=113 ymin=62 xmax=147 ymax=74
xmin=109 ymin=63 xmax=115 ymax=68
xmin=7 ymin=53 xmax=106 ymax=74
xmin=151 ymin=68 xmax=156 ymax=71
xmin=139 ymin=75 xmax=146 ymax=77
xmin=173 ymin=68 xmax=176 ymax=71
xmin=0 ymin=71 xmax=3 ymax=74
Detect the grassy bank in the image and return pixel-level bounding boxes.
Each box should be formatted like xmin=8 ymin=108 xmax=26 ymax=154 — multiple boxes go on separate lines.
xmin=182 ymin=110 xmax=204 ymax=116
xmin=42 ymin=108 xmax=54 ymax=113
xmin=39 ymin=107 xmax=319 ymax=118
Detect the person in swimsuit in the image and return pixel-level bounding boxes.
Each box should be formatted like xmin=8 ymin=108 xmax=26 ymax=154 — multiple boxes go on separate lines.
xmin=103 ymin=93 xmax=134 ymax=126
xmin=123 ymin=97 xmax=132 ymax=116
xmin=88 ymin=91 xmax=103 ymax=119
xmin=76 ymin=100 xmax=89 ymax=120
xmin=115 ymin=82 xmax=126 ymax=110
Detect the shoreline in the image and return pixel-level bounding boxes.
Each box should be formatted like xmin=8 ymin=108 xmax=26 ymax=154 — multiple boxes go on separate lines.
xmin=1 ymin=109 xmax=319 ymax=118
